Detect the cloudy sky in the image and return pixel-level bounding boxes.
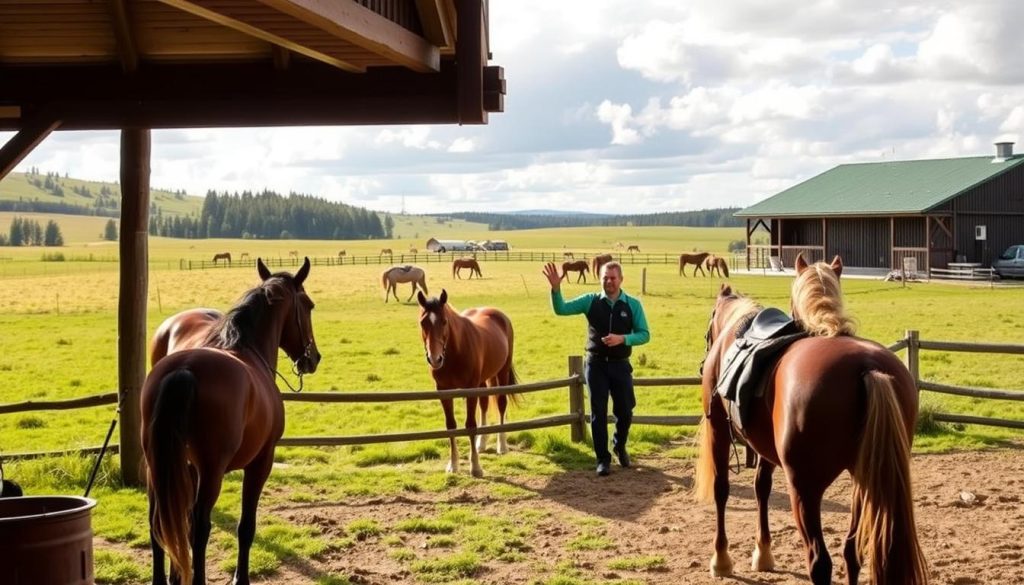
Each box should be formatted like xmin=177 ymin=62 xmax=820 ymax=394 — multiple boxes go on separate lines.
xmin=5 ymin=0 xmax=1024 ymax=214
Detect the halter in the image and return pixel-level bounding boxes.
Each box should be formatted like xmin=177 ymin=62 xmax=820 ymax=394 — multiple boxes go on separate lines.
xmin=250 ymin=287 xmax=315 ymax=393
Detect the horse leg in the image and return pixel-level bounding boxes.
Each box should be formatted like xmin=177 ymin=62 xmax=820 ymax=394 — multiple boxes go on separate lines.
xmin=465 ymin=396 xmax=483 ymax=477
xmin=751 ymin=458 xmax=777 ymax=571
xmin=709 ymin=411 xmax=735 ymax=577
xmin=149 ymin=489 xmax=169 ymax=585
xmin=788 ymin=484 xmax=833 ymax=585
xmin=441 ymin=398 xmax=459 ymax=474
xmin=191 ymin=469 xmax=225 ymax=585
xmin=496 ymin=394 xmax=509 ymax=454
xmin=842 ymin=491 xmax=863 ymax=585
xmin=233 ymin=451 xmax=274 ymax=585
xmin=476 ymin=394 xmax=489 ymax=453
xmin=406 ymin=283 xmax=417 ymax=302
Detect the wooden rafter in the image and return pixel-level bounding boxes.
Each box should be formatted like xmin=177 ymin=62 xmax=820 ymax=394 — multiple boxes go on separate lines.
xmin=256 ymin=0 xmax=440 ymax=72
xmin=0 ymin=115 xmax=61 ymax=180
xmin=107 ymin=0 xmax=139 ymax=73
xmin=456 ymin=0 xmax=484 ymax=124
xmin=415 ymin=0 xmax=454 ymax=47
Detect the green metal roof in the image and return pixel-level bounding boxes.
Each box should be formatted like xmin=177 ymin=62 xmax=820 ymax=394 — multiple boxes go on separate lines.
xmin=736 ymin=155 xmax=1024 ymax=217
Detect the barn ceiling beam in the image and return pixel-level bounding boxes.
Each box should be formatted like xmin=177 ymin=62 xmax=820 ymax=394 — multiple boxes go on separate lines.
xmin=415 ymin=0 xmax=454 ymax=48
xmin=0 ymin=114 xmax=61 ymax=180
xmin=107 ymin=0 xmax=139 ymax=73
xmin=257 ymin=0 xmax=440 ymax=72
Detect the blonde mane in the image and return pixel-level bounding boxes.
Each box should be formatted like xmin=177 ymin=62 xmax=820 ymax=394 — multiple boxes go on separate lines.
xmin=791 ymin=261 xmax=856 ymax=337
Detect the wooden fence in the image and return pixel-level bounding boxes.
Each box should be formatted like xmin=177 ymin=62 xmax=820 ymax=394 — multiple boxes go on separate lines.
xmin=2 ymin=332 xmax=1022 ymax=461
xmin=178 ymin=251 xmax=685 ymax=271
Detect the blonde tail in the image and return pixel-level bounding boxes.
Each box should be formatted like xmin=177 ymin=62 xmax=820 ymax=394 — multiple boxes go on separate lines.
xmin=693 ymin=415 xmax=716 ymax=503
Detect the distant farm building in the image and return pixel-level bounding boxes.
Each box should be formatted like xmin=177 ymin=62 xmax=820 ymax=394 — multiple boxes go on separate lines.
xmin=736 ymin=142 xmax=1024 ymax=270
xmin=425 ymin=238 xmax=474 ymax=253
xmin=482 ymin=240 xmax=509 ymax=250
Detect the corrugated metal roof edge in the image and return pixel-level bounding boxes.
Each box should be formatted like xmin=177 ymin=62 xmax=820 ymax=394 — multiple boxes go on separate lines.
xmin=735 ymin=155 xmax=1024 ymax=218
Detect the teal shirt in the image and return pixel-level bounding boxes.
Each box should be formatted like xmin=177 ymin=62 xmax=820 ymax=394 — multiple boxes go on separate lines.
xmin=550 ymin=289 xmax=651 ymax=346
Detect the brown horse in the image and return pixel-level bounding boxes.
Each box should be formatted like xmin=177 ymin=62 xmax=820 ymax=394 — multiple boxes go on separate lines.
xmin=239 ymin=252 xmax=250 ymax=262
xmin=679 ymin=251 xmax=710 ymax=276
xmin=452 ymin=258 xmax=483 ymax=279
xmin=626 ymin=244 xmax=640 ymax=253
xmin=337 ymin=250 xmax=346 ymax=258
xmin=592 ymin=253 xmax=613 ymax=276
xmin=416 ymin=289 xmax=517 ymax=477
xmin=380 ymin=248 xmax=393 ymax=257
xmin=381 ymin=265 xmax=428 ymax=303
xmin=694 ymin=259 xmax=926 ymax=585
xmin=212 ymin=252 xmax=231 ymax=264
xmin=150 ymin=308 xmax=222 ymax=367
xmin=560 ymin=260 xmax=589 ymax=283
xmin=142 ymin=258 xmax=321 ymax=585
xmin=705 ymin=255 xmax=730 ymax=278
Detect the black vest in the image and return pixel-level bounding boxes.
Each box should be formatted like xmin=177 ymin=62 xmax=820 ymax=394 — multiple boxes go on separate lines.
xmin=585 ymin=295 xmax=634 ymax=360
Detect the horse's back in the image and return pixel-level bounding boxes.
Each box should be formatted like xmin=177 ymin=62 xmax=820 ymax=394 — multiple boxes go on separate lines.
xmin=150 ymin=308 xmax=221 ymax=366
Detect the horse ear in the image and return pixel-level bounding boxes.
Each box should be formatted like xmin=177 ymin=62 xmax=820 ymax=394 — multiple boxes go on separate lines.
xmin=720 ymin=283 xmax=732 ymax=297
xmin=795 ymin=252 xmax=809 ymax=274
xmin=439 ymin=289 xmax=448 ymax=305
xmin=417 ymin=291 xmax=427 ymax=307
xmin=257 ymin=258 xmax=272 ymax=281
xmin=830 ymin=255 xmax=843 ymax=279
xmin=295 ymin=257 xmax=311 ymax=286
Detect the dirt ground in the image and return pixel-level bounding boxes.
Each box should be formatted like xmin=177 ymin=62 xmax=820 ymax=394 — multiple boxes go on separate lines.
xmin=115 ymin=447 xmax=1024 ymax=584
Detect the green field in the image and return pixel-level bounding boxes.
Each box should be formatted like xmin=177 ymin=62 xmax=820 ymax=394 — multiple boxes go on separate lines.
xmin=0 ymin=227 xmax=1021 ymax=584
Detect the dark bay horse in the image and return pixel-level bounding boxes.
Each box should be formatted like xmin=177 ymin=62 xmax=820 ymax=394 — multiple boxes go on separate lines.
xmin=212 ymin=252 xmax=231 ymax=265
xmin=694 ymin=262 xmax=926 ymax=584
xmin=382 ymin=265 xmax=428 ymax=303
xmin=592 ymin=253 xmax=613 ymax=276
xmin=416 ymin=289 xmax=517 ymax=477
xmin=561 ymin=260 xmax=589 ymax=283
xmin=679 ymin=251 xmax=709 ymax=276
xmin=452 ymin=257 xmax=483 ymax=279
xmin=142 ymin=258 xmax=321 ymax=585
xmin=150 ymin=308 xmax=222 ymax=367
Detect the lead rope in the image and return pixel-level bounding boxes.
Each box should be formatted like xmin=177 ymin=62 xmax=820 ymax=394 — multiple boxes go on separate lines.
xmin=84 ymin=389 xmax=122 ymax=497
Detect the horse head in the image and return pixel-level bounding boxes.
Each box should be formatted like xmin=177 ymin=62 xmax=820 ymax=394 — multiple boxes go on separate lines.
xmin=257 ymin=257 xmax=321 ymax=374
xmin=417 ymin=289 xmax=450 ymax=369
xmin=791 ymin=253 xmax=854 ymax=337
xmin=703 ymin=284 xmax=761 ymax=364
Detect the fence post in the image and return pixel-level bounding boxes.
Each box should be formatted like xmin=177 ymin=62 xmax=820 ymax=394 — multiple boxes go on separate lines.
xmin=641 ymin=267 xmax=647 ymax=295
xmin=906 ymin=329 xmax=920 ymax=388
xmin=568 ymin=355 xmax=587 ymax=443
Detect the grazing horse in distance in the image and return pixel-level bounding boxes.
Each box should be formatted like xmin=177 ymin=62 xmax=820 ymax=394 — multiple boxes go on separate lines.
xmin=626 ymin=244 xmax=640 ymax=253
xmin=592 ymin=253 xmax=613 ymax=276
xmin=337 ymin=250 xmax=346 ymax=258
xmin=382 ymin=265 xmax=428 ymax=303
xmin=142 ymin=258 xmax=321 ymax=585
xmin=563 ymin=251 xmax=575 ymax=259
xmin=416 ymin=289 xmax=518 ymax=477
xmin=239 ymin=252 xmax=250 ymax=262
xmin=614 ymin=241 xmax=625 ymax=250
xmin=453 ymin=258 xmax=483 ymax=279
xmin=679 ymin=251 xmax=710 ymax=276
xmin=409 ymin=247 xmax=419 ymax=253
xmin=212 ymin=252 xmax=231 ymax=265
xmin=706 ymin=255 xmax=729 ymax=278
xmin=380 ymin=248 xmax=393 ymax=257
xmin=288 ymin=250 xmax=298 ymax=259
xmin=695 ymin=262 xmax=925 ymax=584
xmin=561 ymin=260 xmax=589 ymax=283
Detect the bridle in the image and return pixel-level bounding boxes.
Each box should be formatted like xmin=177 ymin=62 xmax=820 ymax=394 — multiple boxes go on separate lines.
xmin=250 ymin=286 xmax=315 ymax=393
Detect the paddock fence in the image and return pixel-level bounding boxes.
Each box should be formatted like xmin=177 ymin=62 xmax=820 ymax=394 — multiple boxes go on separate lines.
xmin=2 ymin=331 xmax=1022 ymax=461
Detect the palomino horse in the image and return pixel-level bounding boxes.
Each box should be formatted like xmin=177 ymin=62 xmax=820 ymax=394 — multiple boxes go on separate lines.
xmin=288 ymin=250 xmax=298 ymax=259
xmin=239 ymin=252 xmax=250 ymax=262
xmin=380 ymin=248 xmax=393 ymax=257
xmin=705 ymin=255 xmax=730 ymax=278
xmin=409 ymin=247 xmax=419 ymax=253
xmin=679 ymin=251 xmax=710 ymax=276
xmin=452 ymin=258 xmax=483 ymax=279
xmin=694 ymin=258 xmax=926 ymax=585
xmin=150 ymin=308 xmax=222 ymax=367
xmin=626 ymin=244 xmax=640 ymax=253
xmin=142 ymin=258 xmax=321 ymax=585
xmin=381 ymin=265 xmax=428 ymax=303
xmin=561 ymin=260 xmax=589 ymax=283
xmin=592 ymin=253 xmax=613 ymax=276
xmin=212 ymin=252 xmax=231 ymax=264
xmin=416 ymin=289 xmax=517 ymax=477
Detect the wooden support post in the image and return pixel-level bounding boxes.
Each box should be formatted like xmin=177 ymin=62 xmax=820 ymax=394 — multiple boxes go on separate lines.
xmin=117 ymin=127 xmax=150 ymax=487
xmin=641 ymin=267 xmax=647 ymax=295
xmin=567 ymin=355 xmax=587 ymax=443
xmin=906 ymin=330 xmax=920 ymax=389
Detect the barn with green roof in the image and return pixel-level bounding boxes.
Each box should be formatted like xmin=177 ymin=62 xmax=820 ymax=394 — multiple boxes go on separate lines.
xmin=735 ymin=143 xmax=1024 ymax=272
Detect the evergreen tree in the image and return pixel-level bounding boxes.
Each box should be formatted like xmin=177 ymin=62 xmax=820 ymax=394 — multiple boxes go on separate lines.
xmin=44 ymin=220 xmax=64 ymax=246
xmin=103 ymin=218 xmax=118 ymax=241
xmin=9 ymin=217 xmax=23 ymax=246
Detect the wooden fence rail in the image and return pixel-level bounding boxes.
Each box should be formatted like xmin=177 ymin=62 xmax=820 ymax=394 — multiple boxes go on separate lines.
xmin=3 ymin=330 xmax=1022 ymax=461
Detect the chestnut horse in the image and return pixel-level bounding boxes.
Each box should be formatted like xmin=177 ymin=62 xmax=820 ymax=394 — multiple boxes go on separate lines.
xmin=561 ymin=260 xmax=589 ymax=283
xmin=679 ymin=251 xmax=710 ymax=276
xmin=142 ymin=258 xmax=321 ymax=585
xmin=705 ymin=255 xmax=730 ymax=278
xmin=452 ymin=257 xmax=483 ymax=279
xmin=381 ymin=265 xmax=428 ymax=303
xmin=212 ymin=252 xmax=231 ymax=264
xmin=416 ymin=289 xmax=518 ymax=477
xmin=694 ymin=257 xmax=926 ymax=585
xmin=626 ymin=244 xmax=640 ymax=253
xmin=592 ymin=253 xmax=613 ymax=276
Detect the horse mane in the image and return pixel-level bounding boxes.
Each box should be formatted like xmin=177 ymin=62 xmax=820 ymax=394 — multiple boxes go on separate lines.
xmin=791 ymin=262 xmax=857 ymax=337
xmin=204 ymin=277 xmax=292 ymax=350
xmin=719 ymin=293 xmax=761 ymax=339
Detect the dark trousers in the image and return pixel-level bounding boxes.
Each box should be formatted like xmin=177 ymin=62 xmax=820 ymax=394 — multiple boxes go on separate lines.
xmin=584 ymin=357 xmax=635 ymax=464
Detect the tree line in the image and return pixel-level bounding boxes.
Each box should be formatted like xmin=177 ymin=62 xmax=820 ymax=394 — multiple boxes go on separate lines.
xmin=149 ymin=190 xmax=391 ymax=240
xmin=0 ymin=216 xmax=64 ymax=246
xmin=439 ymin=208 xmax=743 ymax=230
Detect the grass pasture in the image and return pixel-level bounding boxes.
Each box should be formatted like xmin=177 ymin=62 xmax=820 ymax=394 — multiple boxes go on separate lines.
xmin=1 ymin=227 xmax=1022 ymax=584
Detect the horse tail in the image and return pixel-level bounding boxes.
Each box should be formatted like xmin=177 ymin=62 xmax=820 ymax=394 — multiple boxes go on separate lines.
xmin=693 ymin=414 xmax=716 ymax=503
xmin=853 ymin=371 xmax=928 ymax=585
xmin=380 ymin=268 xmax=389 ymax=292
xmin=146 ymin=369 xmax=197 ymax=585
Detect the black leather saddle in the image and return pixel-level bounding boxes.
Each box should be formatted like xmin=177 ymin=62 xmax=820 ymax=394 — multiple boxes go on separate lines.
xmin=714 ymin=307 xmax=807 ymax=432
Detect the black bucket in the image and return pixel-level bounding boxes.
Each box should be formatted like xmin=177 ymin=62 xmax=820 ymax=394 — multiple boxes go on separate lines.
xmin=0 ymin=496 xmax=98 ymax=584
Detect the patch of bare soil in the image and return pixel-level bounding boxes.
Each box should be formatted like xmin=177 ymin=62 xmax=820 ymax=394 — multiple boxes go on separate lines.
xmin=112 ymin=447 xmax=1024 ymax=584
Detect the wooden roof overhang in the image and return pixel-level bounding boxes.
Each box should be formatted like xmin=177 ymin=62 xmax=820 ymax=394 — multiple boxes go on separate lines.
xmin=0 ymin=0 xmax=505 ymax=486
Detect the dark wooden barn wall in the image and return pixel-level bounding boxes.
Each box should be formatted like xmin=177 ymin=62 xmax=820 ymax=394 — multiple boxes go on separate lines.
xmin=826 ymin=217 xmax=889 ymax=268
xmin=945 ymin=165 xmax=1024 ymax=263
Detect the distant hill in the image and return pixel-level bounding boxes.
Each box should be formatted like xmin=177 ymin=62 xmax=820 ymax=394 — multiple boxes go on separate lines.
xmin=436 ymin=209 xmax=742 ymax=230
xmin=506 ymin=209 xmax=612 ymax=217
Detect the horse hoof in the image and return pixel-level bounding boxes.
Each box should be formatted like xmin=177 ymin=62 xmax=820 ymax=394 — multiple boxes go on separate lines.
xmin=751 ymin=543 xmax=776 ymax=571
xmin=710 ymin=552 xmax=734 ymax=577
xmin=471 ymin=467 xmax=484 ymax=478
xmin=446 ymin=462 xmax=458 ymax=474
